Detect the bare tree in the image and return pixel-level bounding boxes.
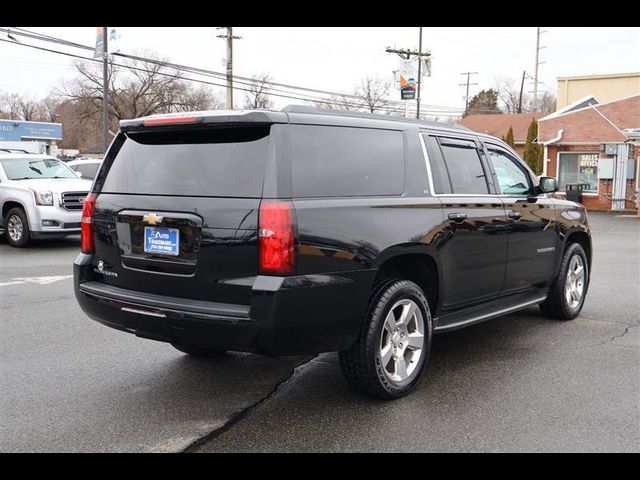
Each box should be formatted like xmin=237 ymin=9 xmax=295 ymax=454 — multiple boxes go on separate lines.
xmin=495 ymin=77 xmax=523 ymax=114
xmin=0 ymin=92 xmax=41 ymax=120
xmin=530 ymin=91 xmax=557 ymax=114
xmin=355 ymin=76 xmax=391 ymax=114
xmin=55 ymin=97 xmax=103 ymax=150
xmin=172 ymin=84 xmax=223 ymax=112
xmin=60 ymin=51 xmax=219 ymax=122
xmin=0 ymin=91 xmax=11 ymax=119
xmin=495 ymin=76 xmax=557 ymax=114
xmin=313 ymin=94 xmax=360 ymax=111
xmin=243 ymin=73 xmax=274 ymax=109
xmin=39 ymin=95 xmax=63 ymax=123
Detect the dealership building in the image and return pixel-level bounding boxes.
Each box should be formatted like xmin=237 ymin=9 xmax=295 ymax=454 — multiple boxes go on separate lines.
xmin=538 ymin=94 xmax=639 ymax=212
xmin=0 ymin=119 xmax=63 ymax=155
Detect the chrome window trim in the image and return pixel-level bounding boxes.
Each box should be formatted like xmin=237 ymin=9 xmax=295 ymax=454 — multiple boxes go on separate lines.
xmin=419 ymin=131 xmax=500 ymax=198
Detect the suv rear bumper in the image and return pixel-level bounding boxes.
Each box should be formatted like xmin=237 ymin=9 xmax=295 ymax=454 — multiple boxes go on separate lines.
xmin=74 ymin=254 xmax=373 ymax=356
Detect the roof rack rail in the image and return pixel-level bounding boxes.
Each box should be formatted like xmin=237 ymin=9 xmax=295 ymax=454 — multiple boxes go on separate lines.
xmin=281 ymin=105 xmax=468 ymax=130
xmin=0 ymin=148 xmax=33 ymax=154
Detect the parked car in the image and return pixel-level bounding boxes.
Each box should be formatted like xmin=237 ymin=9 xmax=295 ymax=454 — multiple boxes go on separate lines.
xmin=0 ymin=151 xmax=92 ymax=247
xmin=67 ymin=159 xmax=102 ymax=180
xmin=74 ymin=107 xmax=592 ymax=399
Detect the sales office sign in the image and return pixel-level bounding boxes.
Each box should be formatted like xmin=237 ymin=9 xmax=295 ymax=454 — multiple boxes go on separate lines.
xmin=579 ymin=154 xmax=599 ymax=167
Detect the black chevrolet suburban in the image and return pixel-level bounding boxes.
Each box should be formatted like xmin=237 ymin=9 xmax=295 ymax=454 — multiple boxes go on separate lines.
xmin=74 ymin=106 xmax=592 ymax=399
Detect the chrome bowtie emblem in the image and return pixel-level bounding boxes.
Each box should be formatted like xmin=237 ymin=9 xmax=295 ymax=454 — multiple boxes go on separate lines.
xmin=143 ymin=213 xmax=163 ymax=225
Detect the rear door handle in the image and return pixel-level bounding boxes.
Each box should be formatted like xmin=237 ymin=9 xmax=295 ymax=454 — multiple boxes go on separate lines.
xmin=508 ymin=211 xmax=523 ymax=220
xmin=448 ymin=213 xmax=468 ymax=223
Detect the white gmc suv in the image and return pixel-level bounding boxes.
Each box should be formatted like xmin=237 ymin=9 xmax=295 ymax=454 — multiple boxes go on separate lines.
xmin=0 ymin=151 xmax=93 ymax=247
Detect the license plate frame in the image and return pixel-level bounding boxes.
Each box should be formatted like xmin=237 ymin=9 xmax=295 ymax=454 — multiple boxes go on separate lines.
xmin=144 ymin=226 xmax=180 ymax=256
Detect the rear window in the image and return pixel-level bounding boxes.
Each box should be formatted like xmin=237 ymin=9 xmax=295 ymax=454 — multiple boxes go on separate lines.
xmin=291 ymin=125 xmax=404 ymax=198
xmin=99 ymin=126 xmax=270 ymax=197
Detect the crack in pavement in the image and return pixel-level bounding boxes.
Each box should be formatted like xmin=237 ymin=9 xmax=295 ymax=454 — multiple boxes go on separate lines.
xmin=593 ymin=322 xmax=640 ymax=347
xmin=181 ymin=355 xmax=316 ymax=453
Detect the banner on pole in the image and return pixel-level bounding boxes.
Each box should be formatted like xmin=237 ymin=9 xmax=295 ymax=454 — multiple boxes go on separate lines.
xmin=108 ymin=27 xmax=122 ymax=53
xmin=399 ymin=59 xmax=417 ymax=100
xmin=94 ymin=27 xmax=104 ymax=59
xmin=422 ymin=56 xmax=432 ymax=77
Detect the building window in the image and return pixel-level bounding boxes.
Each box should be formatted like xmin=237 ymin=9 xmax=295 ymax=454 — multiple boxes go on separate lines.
xmin=558 ymin=152 xmax=599 ymax=193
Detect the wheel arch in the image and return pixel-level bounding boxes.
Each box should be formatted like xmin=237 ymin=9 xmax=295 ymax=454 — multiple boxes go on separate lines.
xmin=373 ymin=247 xmax=442 ymax=316
xmin=2 ymin=199 xmax=30 ymax=226
xmin=564 ymin=228 xmax=592 ymax=272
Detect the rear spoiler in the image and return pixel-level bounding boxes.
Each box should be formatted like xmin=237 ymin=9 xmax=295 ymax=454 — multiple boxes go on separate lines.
xmin=119 ymin=110 xmax=288 ymax=131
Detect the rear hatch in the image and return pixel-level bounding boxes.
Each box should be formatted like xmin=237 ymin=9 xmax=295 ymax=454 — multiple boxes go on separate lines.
xmin=89 ymin=121 xmax=276 ymax=306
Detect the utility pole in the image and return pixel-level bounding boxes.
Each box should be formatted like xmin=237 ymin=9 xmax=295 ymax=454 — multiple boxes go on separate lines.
xmin=217 ymin=27 xmax=241 ymax=109
xmin=533 ymin=27 xmax=547 ymax=111
xmin=385 ymin=40 xmax=431 ymax=120
xmin=102 ymin=27 xmax=109 ymax=153
xmin=459 ymin=71 xmax=478 ymax=116
xmin=518 ymin=70 xmax=527 ymax=113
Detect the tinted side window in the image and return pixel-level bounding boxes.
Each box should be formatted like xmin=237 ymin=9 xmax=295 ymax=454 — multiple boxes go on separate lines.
xmin=486 ymin=146 xmax=532 ymax=195
xmin=291 ymin=125 xmax=404 ymax=198
xmin=422 ymin=134 xmax=452 ymax=194
xmin=438 ymin=137 xmax=489 ymax=194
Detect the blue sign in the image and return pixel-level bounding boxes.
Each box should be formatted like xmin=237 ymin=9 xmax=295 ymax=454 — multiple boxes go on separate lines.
xmin=144 ymin=227 xmax=180 ymax=256
xmin=0 ymin=120 xmax=63 ymax=142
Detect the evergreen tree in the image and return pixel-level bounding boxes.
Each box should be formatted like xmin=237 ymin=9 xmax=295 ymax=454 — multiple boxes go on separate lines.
xmin=523 ymin=119 xmax=543 ymax=174
xmin=504 ymin=126 xmax=515 ymax=149
xmin=465 ymin=89 xmax=501 ymax=116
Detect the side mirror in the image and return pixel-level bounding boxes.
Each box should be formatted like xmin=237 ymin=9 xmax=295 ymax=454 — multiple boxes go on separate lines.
xmin=74 ymin=170 xmax=83 ymax=178
xmin=538 ymin=176 xmax=558 ymax=193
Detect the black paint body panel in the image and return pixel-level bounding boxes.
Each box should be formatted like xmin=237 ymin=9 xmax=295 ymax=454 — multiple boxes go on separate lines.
xmin=74 ymin=110 xmax=591 ymax=355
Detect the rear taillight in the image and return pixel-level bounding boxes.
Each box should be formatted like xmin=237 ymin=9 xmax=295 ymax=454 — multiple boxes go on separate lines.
xmin=259 ymin=201 xmax=295 ymax=274
xmin=81 ymin=194 xmax=96 ymax=254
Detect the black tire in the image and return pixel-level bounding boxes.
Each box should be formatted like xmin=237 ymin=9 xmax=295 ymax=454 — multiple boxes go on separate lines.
xmin=4 ymin=207 xmax=30 ymax=247
xmin=539 ymin=243 xmax=589 ymax=320
xmin=171 ymin=343 xmax=227 ymax=358
xmin=339 ymin=278 xmax=433 ymax=400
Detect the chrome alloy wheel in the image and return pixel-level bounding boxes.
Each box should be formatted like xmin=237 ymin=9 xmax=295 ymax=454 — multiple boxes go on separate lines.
xmin=7 ymin=214 xmax=24 ymax=242
xmin=565 ymin=255 xmax=585 ymax=309
xmin=379 ymin=299 xmax=425 ymax=383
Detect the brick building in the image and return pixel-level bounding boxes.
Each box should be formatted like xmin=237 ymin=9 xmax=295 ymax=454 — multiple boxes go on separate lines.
xmin=538 ymin=94 xmax=640 ymax=212
xmin=458 ymin=113 xmax=543 ymax=157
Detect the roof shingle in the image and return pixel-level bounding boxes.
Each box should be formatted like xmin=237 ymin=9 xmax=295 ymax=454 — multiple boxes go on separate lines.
xmin=457 ymin=113 xmax=544 ymax=143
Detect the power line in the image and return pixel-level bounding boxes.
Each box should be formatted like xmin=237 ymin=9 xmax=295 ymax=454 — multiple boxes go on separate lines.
xmin=0 ymin=32 xmax=465 ymax=117
xmin=2 ymin=27 xmax=464 ymax=114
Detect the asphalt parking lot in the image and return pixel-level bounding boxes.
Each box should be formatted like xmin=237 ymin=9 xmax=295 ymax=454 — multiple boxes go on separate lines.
xmin=1 ymin=212 xmax=638 ymax=452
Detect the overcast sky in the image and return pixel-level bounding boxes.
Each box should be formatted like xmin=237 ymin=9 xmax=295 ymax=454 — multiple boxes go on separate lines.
xmin=1 ymin=27 xmax=638 ymax=118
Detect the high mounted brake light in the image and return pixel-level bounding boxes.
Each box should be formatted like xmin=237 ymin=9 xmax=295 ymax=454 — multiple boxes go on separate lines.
xmin=259 ymin=201 xmax=295 ymax=274
xmin=81 ymin=194 xmax=96 ymax=254
xmin=143 ymin=116 xmax=197 ymax=126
